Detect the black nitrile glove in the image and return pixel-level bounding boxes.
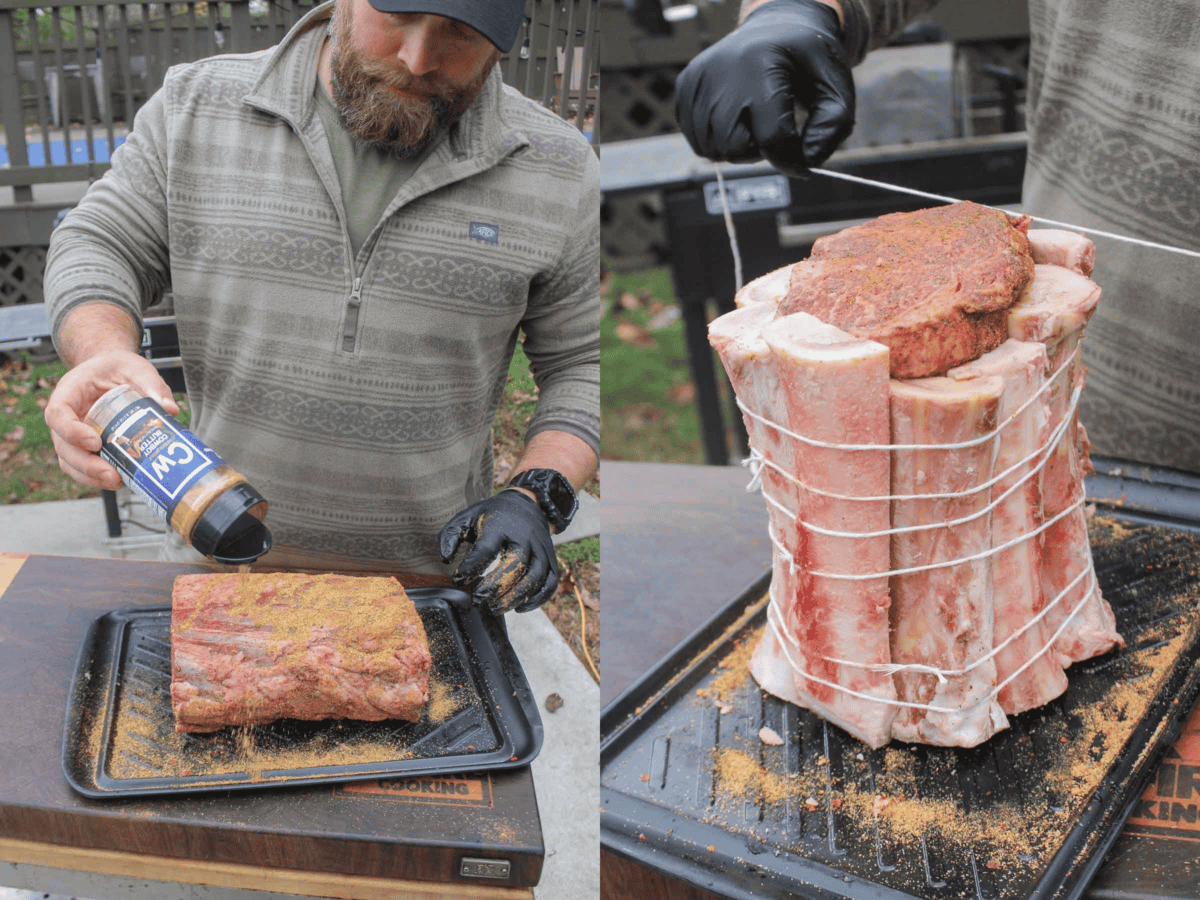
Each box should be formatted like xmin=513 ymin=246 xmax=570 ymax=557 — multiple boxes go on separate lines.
xmin=438 ymin=489 xmax=559 ymax=615
xmin=674 ymin=0 xmax=855 ymax=177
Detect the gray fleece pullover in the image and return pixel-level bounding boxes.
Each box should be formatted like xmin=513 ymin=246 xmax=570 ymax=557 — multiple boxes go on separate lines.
xmin=45 ymin=2 xmax=600 ymax=571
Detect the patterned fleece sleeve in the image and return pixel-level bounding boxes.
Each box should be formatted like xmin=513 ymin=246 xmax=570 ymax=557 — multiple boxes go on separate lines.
xmin=44 ymin=76 xmax=174 ymax=351
xmin=519 ymin=142 xmax=601 ymax=457
xmin=839 ymin=0 xmax=943 ymax=63
xmin=739 ymin=0 xmax=943 ymax=66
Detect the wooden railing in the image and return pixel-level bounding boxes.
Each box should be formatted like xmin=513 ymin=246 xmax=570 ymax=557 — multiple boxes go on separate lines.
xmin=0 ymin=0 xmax=599 ymax=201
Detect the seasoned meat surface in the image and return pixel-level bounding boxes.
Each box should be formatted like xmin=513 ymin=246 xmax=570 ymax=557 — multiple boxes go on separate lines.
xmin=170 ymin=572 xmax=431 ymax=733
xmin=778 ymin=202 xmax=1035 ymax=377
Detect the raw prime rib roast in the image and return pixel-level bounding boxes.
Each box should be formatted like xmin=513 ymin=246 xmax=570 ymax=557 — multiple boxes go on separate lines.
xmin=708 ymin=202 xmax=1122 ymax=749
xmin=170 ymin=572 xmax=431 ymax=733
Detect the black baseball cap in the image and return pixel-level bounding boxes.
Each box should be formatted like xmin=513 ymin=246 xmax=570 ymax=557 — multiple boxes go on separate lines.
xmin=365 ymin=0 xmax=525 ymax=52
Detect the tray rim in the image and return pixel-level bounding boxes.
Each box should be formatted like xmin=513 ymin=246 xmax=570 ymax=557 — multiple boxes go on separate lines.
xmin=599 ymin=510 xmax=1200 ymax=900
xmin=62 ymin=586 xmax=544 ymax=799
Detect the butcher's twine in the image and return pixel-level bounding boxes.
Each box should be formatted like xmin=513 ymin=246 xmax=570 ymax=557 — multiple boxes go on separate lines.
xmin=735 ymin=343 xmax=1099 ymax=715
xmin=764 ymin=559 xmax=1098 ymax=715
xmin=811 ymin=168 xmax=1200 ymax=261
xmin=710 ymin=163 xmax=1200 ymax=284
xmin=741 ymin=345 xmax=1080 ymax=507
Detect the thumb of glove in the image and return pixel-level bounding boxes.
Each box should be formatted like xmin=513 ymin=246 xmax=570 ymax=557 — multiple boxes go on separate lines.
xmin=438 ymin=508 xmax=477 ymax=564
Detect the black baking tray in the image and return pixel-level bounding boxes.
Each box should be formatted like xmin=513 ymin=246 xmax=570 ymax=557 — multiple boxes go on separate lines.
xmin=64 ymin=587 xmax=543 ymax=798
xmin=601 ymin=472 xmax=1200 ymax=900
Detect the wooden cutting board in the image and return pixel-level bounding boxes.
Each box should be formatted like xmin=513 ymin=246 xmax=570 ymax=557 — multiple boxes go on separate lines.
xmin=0 ymin=552 xmax=540 ymax=898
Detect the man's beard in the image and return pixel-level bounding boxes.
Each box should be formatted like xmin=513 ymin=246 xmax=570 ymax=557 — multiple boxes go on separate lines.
xmin=328 ymin=9 xmax=498 ymax=158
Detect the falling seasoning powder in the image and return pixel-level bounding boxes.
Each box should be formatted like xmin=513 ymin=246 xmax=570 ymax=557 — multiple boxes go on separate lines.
xmin=86 ymin=384 xmax=272 ymax=564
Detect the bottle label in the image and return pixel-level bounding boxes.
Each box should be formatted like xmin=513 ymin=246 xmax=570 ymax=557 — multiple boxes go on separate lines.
xmin=98 ymin=398 xmax=225 ymax=521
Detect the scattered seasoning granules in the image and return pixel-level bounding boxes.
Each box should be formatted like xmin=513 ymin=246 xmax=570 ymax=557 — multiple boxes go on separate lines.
xmin=697 ymin=625 xmax=763 ymax=709
xmin=427 ymin=680 xmax=466 ymax=724
xmin=699 ymin=514 xmax=1200 ymax=876
xmin=106 ymin=695 xmax=422 ymax=783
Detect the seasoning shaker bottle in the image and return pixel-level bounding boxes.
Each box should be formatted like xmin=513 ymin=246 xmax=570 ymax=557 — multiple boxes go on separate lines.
xmin=85 ymin=384 xmax=272 ymax=565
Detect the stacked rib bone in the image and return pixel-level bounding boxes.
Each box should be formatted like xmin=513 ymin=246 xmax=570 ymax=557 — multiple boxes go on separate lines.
xmin=949 ymin=340 xmax=1070 ymax=714
xmin=1007 ymin=252 xmax=1123 ymax=664
xmin=712 ymin=308 xmax=898 ymax=748
xmin=887 ymin=374 xmax=1009 ymax=745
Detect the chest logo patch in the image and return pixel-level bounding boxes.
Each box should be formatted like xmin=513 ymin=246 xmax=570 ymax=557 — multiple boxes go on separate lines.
xmin=469 ymin=222 xmax=500 ymax=244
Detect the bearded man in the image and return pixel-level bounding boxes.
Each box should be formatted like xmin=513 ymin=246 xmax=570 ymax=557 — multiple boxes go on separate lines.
xmin=43 ymin=0 xmax=600 ymax=614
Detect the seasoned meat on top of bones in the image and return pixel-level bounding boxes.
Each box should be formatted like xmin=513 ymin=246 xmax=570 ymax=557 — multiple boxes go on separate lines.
xmin=778 ymin=202 xmax=1035 ymax=378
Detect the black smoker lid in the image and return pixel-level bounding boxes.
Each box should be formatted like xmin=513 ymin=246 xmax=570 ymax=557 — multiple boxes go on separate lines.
xmin=601 ymin=462 xmax=1200 ymax=900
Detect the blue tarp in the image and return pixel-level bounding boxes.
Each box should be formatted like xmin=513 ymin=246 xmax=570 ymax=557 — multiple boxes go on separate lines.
xmin=0 ymin=136 xmax=125 ymax=167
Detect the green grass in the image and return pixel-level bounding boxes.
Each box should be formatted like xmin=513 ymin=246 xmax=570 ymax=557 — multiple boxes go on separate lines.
xmin=0 ymin=358 xmax=90 ymax=503
xmin=492 ymin=337 xmax=541 ymax=489
xmin=0 ymin=356 xmax=195 ymax=504
xmin=601 ymin=266 xmax=705 ymax=464
xmin=557 ymin=534 xmax=598 ymax=567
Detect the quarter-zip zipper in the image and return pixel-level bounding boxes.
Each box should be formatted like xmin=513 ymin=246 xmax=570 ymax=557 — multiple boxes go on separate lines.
xmin=342 ymin=276 xmax=363 ymax=351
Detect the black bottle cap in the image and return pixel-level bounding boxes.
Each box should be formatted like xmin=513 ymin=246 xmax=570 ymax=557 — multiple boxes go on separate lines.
xmin=189 ymin=481 xmax=273 ymax=565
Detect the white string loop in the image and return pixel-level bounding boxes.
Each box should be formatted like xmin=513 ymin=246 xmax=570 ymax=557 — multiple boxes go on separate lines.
xmin=810 ymin=167 xmax=1200 ymax=260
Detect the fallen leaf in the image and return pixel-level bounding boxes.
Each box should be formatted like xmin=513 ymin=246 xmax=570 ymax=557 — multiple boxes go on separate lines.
xmin=614 ymin=321 xmax=656 ymax=348
xmin=640 ymin=773 xmax=650 ymax=782
xmin=759 ymin=726 xmax=784 ymax=746
xmin=4 ymin=450 xmax=29 ymax=468
xmin=35 ymin=396 xmax=48 ymax=409
xmin=667 ymin=382 xmax=695 ymax=405
xmin=623 ymin=403 xmax=664 ymax=428
xmin=10 ymin=383 xmax=29 ymax=396
xmin=647 ymin=305 xmax=681 ymax=330
xmin=544 ymin=693 xmax=564 ymax=713
xmin=618 ymin=291 xmax=641 ymax=311
xmin=3 ymin=425 xmax=24 ymax=443
xmin=577 ymin=581 xmax=599 ymax=612
xmin=36 ymin=377 xmax=52 ymax=390
xmin=492 ymin=456 xmax=515 ymax=486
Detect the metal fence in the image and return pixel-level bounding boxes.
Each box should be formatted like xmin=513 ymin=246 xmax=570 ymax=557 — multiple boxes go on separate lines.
xmin=0 ymin=0 xmax=599 ymax=308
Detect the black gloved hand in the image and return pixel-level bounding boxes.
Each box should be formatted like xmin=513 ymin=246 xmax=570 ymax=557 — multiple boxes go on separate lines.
xmin=438 ymin=489 xmax=559 ymax=615
xmin=674 ymin=0 xmax=855 ymax=177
